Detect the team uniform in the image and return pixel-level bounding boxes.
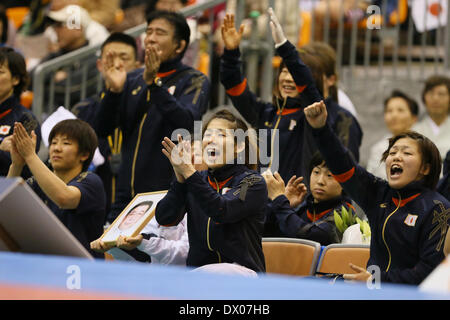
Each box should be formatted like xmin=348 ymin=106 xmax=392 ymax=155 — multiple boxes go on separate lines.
xmin=0 ymin=95 xmax=41 ymax=177
xmin=28 ymin=171 xmax=106 ymax=257
xmin=310 ymin=121 xmax=450 ymax=284
xmin=155 ymin=164 xmax=267 ymax=273
xmin=220 ymin=40 xmax=362 ymax=185
xmin=95 ymin=56 xmax=210 ymax=222
xmin=266 ymin=193 xmax=354 ymax=245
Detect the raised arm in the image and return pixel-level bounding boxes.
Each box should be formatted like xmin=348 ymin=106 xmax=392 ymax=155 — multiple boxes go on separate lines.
xmin=11 ymin=122 xmax=82 ymax=209
xmin=219 ymin=14 xmax=264 ymax=126
xmin=304 ymin=101 xmax=386 ymax=213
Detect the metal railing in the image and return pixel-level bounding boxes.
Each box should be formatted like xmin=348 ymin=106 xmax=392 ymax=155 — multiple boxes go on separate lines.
xmin=300 ymin=0 xmax=450 ymax=86
xmin=31 ymin=0 xmax=227 ymax=122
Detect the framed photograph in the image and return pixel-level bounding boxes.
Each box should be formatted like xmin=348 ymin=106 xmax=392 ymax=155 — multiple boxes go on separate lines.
xmin=100 ymin=190 xmax=167 ymax=244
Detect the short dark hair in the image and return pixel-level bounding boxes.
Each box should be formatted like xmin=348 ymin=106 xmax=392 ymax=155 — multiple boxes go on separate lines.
xmin=308 ymin=151 xmax=327 ymax=177
xmin=146 ymin=10 xmax=190 ymax=57
xmin=384 ymin=90 xmax=419 ymax=116
xmin=100 ymin=32 xmax=138 ymax=59
xmin=0 ymin=47 xmax=29 ymax=97
xmin=381 ymin=131 xmax=442 ymax=189
xmin=49 ymin=119 xmax=98 ymax=172
xmin=421 ymin=75 xmax=450 ymax=104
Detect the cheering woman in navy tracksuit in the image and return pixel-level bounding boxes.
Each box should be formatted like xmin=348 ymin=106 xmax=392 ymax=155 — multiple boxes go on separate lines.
xmin=304 ymin=100 xmax=449 ymax=285
xmin=156 ymin=110 xmax=267 ymax=275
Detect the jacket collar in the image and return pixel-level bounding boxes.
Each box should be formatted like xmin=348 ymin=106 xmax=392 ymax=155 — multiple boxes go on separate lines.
xmin=158 ymin=55 xmax=183 ymax=74
xmin=207 ymin=164 xmax=248 ymax=187
xmin=391 ymin=180 xmax=426 ymax=206
xmin=305 ymin=193 xmax=349 ymax=215
xmin=0 ymin=95 xmax=18 ymax=114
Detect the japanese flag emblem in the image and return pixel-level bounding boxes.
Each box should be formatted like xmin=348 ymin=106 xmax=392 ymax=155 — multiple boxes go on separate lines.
xmin=0 ymin=125 xmax=11 ymax=135
xmin=404 ymin=214 xmax=418 ymax=227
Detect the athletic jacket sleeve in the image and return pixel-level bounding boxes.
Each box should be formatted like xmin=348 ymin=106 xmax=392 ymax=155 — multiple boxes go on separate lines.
xmin=310 ymin=122 xmax=387 ymax=216
xmin=155 ymin=180 xmax=188 ymax=226
xmin=184 ymin=171 xmax=268 ymax=224
xmin=276 ymin=40 xmax=323 ymax=104
xmin=219 ymin=48 xmax=269 ymax=127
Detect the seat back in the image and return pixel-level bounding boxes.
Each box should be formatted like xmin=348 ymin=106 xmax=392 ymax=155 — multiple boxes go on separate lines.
xmin=316 ymin=244 xmax=370 ymax=275
xmin=262 ymin=238 xmax=321 ymax=276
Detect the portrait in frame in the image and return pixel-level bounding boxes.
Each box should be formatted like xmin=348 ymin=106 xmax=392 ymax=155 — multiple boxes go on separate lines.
xmin=100 ymin=190 xmax=167 ymax=245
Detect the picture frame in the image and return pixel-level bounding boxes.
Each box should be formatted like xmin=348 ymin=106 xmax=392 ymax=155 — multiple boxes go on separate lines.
xmin=100 ymin=190 xmax=168 ymax=245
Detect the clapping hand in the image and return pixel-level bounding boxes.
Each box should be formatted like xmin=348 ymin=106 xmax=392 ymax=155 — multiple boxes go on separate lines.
xmin=285 ymin=175 xmax=307 ymax=208
xmin=103 ymin=50 xmax=127 ymax=93
xmin=162 ymin=135 xmax=196 ymax=182
xmin=262 ymin=169 xmax=287 ymax=201
xmin=12 ymin=122 xmax=37 ymax=163
xmin=143 ymin=45 xmax=162 ymax=85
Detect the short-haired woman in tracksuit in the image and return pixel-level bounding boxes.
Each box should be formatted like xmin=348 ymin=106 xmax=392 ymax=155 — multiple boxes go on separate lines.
xmin=304 ymin=100 xmax=450 ymax=285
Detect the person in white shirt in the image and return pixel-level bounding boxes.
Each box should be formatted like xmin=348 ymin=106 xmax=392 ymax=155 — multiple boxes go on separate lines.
xmin=366 ymin=90 xmax=419 ymax=179
xmin=412 ymin=75 xmax=450 ymax=164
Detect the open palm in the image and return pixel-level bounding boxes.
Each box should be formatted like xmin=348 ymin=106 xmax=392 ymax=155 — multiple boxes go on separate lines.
xmin=221 ymin=14 xmax=244 ymax=50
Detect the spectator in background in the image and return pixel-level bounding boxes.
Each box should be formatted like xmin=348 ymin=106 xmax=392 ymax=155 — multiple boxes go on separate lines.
xmin=263 ymin=152 xmax=355 ymax=244
xmin=72 ymin=32 xmax=140 ymax=220
xmin=95 ymin=10 xmax=209 ymax=223
xmin=35 ymin=4 xmax=109 ymax=110
xmin=412 ymin=75 xmax=450 ymax=164
xmin=0 ymin=47 xmax=41 ymax=178
xmin=301 ymin=42 xmax=358 ymax=119
xmin=366 ymin=90 xmax=418 ymax=179
xmin=7 ymin=119 xmax=105 ymax=257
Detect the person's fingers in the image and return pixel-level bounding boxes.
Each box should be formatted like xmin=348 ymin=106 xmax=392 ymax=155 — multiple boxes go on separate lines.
xmin=273 ymin=171 xmax=284 ymax=185
xmin=238 ymin=24 xmax=245 ymax=36
xmin=343 ymin=273 xmax=355 ymax=280
xmin=349 ymin=263 xmax=365 ymax=273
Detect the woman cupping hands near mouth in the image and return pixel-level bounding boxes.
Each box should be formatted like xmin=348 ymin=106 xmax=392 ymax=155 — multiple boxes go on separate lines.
xmin=304 ymin=100 xmax=450 ymax=285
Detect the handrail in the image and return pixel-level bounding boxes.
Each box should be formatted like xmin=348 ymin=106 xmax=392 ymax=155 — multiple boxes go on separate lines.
xmin=32 ymin=0 xmax=227 ymax=121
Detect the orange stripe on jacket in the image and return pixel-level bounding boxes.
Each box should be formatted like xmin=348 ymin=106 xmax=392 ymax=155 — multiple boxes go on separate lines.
xmin=332 ymin=167 xmax=355 ymax=183
xmin=392 ymin=193 xmax=421 ymax=207
xmin=208 ymin=176 xmax=233 ymax=191
xmin=296 ymin=85 xmax=306 ymax=93
xmin=157 ymin=69 xmax=176 ymax=78
xmin=277 ymin=108 xmax=301 ymax=115
xmin=226 ymin=78 xmax=247 ymax=96
xmin=307 ymin=209 xmax=332 ymax=222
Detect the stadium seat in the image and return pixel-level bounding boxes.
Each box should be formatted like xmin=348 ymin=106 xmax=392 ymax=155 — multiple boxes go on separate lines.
xmin=316 ymin=243 xmax=370 ymax=275
xmin=262 ymin=237 xmax=321 ymax=276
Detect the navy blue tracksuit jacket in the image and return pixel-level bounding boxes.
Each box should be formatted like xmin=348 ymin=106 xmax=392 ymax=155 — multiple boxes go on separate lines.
xmin=95 ymin=56 xmax=210 ymax=221
xmin=310 ymin=121 xmax=449 ymax=284
xmin=155 ymin=164 xmax=267 ymax=273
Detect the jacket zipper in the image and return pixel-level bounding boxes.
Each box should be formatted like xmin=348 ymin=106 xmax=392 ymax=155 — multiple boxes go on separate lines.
xmin=269 ymin=98 xmax=287 ymax=168
xmin=206 ymin=178 xmax=222 ymax=263
xmin=131 ymin=113 xmax=147 ymax=197
xmin=381 ymin=192 xmax=401 ymax=272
